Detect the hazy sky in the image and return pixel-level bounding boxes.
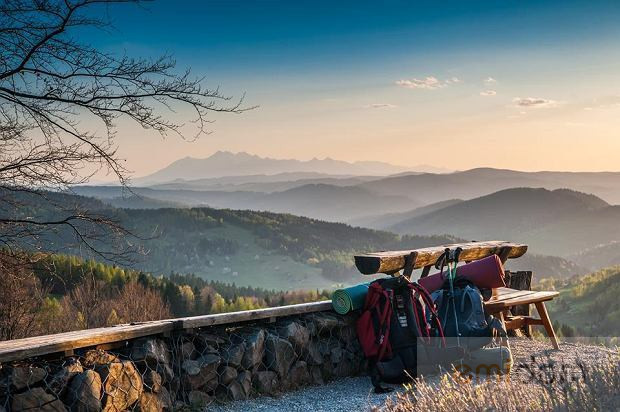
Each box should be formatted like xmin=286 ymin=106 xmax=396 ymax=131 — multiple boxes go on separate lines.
xmin=86 ymin=0 xmax=620 ymax=176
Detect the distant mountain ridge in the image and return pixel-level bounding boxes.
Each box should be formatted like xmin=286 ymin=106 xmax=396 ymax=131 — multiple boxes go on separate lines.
xmin=385 ymin=188 xmax=620 ymax=257
xmin=358 ymin=167 xmax=620 ymax=204
xmin=134 ymin=151 xmax=449 ymax=185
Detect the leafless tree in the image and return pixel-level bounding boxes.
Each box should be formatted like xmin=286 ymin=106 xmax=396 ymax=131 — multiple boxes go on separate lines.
xmin=0 ymin=0 xmax=250 ymax=261
xmin=64 ymin=274 xmax=111 ymax=329
xmin=112 ymin=280 xmax=172 ymax=323
xmin=0 ymin=253 xmax=49 ymax=340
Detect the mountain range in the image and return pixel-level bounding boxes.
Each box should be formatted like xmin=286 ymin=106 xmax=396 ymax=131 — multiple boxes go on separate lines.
xmin=133 ymin=151 xmax=449 ymax=185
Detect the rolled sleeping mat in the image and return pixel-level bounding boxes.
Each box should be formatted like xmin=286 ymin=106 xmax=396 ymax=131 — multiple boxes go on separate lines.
xmin=418 ymin=254 xmax=506 ymax=293
xmin=331 ymin=283 xmax=370 ymax=315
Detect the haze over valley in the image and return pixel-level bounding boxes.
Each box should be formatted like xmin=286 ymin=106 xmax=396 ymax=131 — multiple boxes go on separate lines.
xmin=57 ymin=151 xmax=620 ymax=290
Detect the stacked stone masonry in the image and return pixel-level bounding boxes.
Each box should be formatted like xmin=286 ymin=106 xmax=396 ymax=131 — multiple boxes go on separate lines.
xmin=0 ymin=311 xmax=365 ymax=411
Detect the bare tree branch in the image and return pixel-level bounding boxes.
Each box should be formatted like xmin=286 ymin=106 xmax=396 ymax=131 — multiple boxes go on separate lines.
xmin=0 ymin=0 xmax=252 ymax=262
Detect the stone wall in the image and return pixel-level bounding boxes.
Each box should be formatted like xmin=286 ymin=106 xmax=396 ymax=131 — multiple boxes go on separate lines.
xmin=0 ymin=310 xmax=365 ymax=411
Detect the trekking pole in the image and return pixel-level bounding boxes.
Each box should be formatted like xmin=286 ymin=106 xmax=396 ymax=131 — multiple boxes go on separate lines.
xmin=447 ymin=248 xmax=462 ymax=348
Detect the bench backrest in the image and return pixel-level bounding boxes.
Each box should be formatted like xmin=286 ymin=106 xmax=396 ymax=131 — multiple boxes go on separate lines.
xmin=354 ymin=240 xmax=527 ymax=275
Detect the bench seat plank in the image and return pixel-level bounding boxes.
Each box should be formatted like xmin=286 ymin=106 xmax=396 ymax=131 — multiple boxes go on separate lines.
xmin=485 ymin=289 xmax=559 ymax=312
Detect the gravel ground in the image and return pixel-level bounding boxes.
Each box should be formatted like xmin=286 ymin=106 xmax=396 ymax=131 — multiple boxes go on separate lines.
xmin=209 ymin=339 xmax=617 ymax=412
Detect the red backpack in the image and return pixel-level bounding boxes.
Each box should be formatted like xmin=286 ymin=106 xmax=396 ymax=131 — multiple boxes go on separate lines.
xmin=356 ymin=276 xmax=448 ymax=392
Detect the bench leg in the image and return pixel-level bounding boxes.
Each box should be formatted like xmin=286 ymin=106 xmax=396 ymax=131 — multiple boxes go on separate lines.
xmin=497 ymin=311 xmax=511 ymax=350
xmin=534 ymin=302 xmax=559 ymax=350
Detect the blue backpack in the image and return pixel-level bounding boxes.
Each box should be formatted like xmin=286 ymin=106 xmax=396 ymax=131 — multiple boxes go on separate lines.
xmin=431 ymin=277 xmax=505 ymax=350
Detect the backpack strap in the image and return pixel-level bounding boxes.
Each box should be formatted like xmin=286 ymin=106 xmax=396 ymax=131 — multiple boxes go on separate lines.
xmin=372 ymin=287 xmax=393 ymax=362
xmin=412 ymin=283 xmax=446 ymax=346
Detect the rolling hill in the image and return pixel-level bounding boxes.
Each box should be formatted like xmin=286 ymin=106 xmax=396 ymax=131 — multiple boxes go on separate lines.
xmin=149 ymin=173 xmax=379 ymax=193
xmin=358 ymin=168 xmax=620 ymax=205
xmin=73 ymin=184 xmax=417 ymax=222
xmin=568 ymin=241 xmax=620 ymax=270
xmin=546 ymin=266 xmax=620 ymax=338
xmin=386 ymin=188 xmax=619 ymax=257
xmin=347 ymin=199 xmax=463 ymax=229
xmin=2 ymin=189 xmax=585 ymax=289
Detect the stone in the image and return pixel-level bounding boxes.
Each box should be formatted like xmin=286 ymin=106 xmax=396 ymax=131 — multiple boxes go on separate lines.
xmin=82 ymin=350 xmax=118 ymax=368
xmin=288 ymin=361 xmax=311 ymax=388
xmin=156 ymin=363 xmax=174 ymax=385
xmin=280 ymin=321 xmax=310 ymax=354
xmin=10 ymin=365 xmax=47 ymax=391
xmin=180 ymin=341 xmax=197 ymax=360
xmin=143 ymin=370 xmax=162 ymax=393
xmin=182 ymin=354 xmax=220 ymax=391
xmin=217 ymin=380 xmax=245 ymax=402
xmin=48 ymin=359 xmax=83 ymax=397
xmin=252 ymin=371 xmax=279 ymax=396
xmin=312 ymin=313 xmax=346 ymax=334
xmin=338 ymin=326 xmax=357 ymax=343
xmin=12 ymin=387 xmax=66 ymax=412
xmin=97 ymin=360 xmax=143 ymax=412
xmin=310 ymin=366 xmax=324 ymax=385
xmin=136 ymin=386 xmax=172 ymax=412
xmin=302 ymin=316 xmax=317 ymax=336
xmin=241 ymin=329 xmax=265 ymax=369
xmin=187 ymin=390 xmax=212 ymax=408
xmin=237 ymin=371 xmax=252 ymax=398
xmin=65 ymin=370 xmax=102 ymax=412
xmin=221 ymin=343 xmax=245 ymax=368
xmin=131 ymin=338 xmax=170 ymax=368
xmin=306 ymin=340 xmax=324 ymax=366
xmin=334 ymin=356 xmax=357 ymax=378
xmin=198 ymin=333 xmax=225 ymax=348
xmin=218 ymin=365 xmax=238 ymax=385
xmin=205 ymin=377 xmax=219 ymax=392
xmin=330 ymin=346 xmax=343 ymax=364
xmin=264 ymin=334 xmax=295 ymax=378
xmin=321 ymin=359 xmax=334 ymax=381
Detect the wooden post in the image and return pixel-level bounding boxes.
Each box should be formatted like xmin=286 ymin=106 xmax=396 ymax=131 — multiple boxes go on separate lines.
xmin=505 ymin=271 xmax=533 ymax=337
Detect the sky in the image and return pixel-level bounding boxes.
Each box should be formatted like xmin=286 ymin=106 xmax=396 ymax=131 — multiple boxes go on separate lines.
xmin=84 ymin=0 xmax=620 ymax=176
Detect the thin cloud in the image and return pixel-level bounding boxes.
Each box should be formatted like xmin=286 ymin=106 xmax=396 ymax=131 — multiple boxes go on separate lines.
xmin=513 ymin=97 xmax=559 ymax=108
xmin=480 ymin=90 xmax=497 ymax=96
xmin=484 ymin=77 xmax=497 ymax=84
xmin=364 ymin=103 xmax=397 ymax=109
xmin=396 ymin=76 xmax=443 ymax=89
xmin=396 ymin=76 xmax=460 ymax=90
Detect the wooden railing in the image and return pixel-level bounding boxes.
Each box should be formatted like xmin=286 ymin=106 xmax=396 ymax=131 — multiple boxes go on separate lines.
xmin=0 ymin=300 xmax=333 ymax=363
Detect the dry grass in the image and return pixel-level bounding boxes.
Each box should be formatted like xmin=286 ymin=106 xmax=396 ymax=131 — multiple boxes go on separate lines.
xmin=377 ymin=356 xmax=619 ymax=412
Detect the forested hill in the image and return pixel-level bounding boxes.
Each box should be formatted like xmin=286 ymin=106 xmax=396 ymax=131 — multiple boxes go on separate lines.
xmin=2 ymin=190 xmax=585 ymax=290
xmin=545 ymin=266 xmax=620 ymax=340
xmin=114 ymin=207 xmax=461 ymax=289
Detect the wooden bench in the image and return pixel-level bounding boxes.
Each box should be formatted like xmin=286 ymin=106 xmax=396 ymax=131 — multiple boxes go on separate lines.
xmin=354 ymin=240 xmax=560 ymax=349
xmin=485 ymin=287 xmax=559 ymax=349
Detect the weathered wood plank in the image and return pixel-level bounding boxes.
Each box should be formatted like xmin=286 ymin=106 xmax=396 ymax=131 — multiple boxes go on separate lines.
xmin=354 ymin=240 xmax=528 ymax=275
xmin=180 ymin=300 xmax=333 ymax=329
xmin=485 ymin=291 xmax=558 ymax=312
xmin=0 ymin=301 xmax=335 ymax=363
xmin=0 ymin=321 xmax=174 ymax=363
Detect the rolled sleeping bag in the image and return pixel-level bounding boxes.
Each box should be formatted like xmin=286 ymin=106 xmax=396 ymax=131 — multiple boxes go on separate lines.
xmin=417 ymin=254 xmax=506 ymax=293
xmin=331 ymin=283 xmax=370 ymax=315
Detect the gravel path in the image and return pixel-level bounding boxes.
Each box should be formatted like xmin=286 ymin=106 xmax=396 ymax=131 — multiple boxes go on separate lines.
xmin=209 ymin=339 xmax=617 ymax=412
